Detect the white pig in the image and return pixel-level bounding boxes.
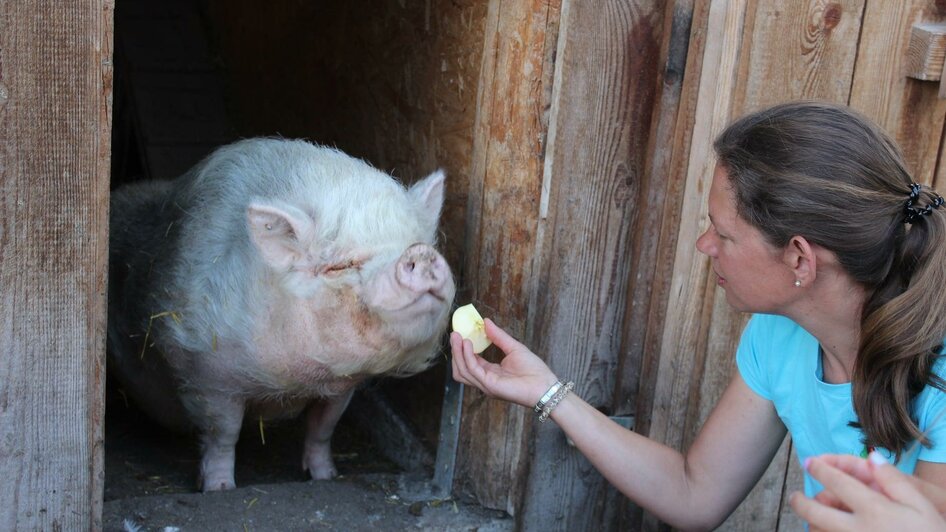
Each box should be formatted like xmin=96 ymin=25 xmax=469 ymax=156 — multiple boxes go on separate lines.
xmin=107 ymin=138 xmax=455 ymax=491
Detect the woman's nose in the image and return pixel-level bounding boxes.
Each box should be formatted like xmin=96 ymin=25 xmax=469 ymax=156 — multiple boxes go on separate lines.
xmin=696 ymin=229 xmax=715 ymax=256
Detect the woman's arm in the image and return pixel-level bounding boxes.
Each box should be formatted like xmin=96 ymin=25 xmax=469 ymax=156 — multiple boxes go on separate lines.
xmin=451 ymin=319 xmax=787 ymax=530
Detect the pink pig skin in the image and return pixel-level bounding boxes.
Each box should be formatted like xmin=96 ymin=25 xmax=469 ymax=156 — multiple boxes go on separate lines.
xmin=107 ymin=138 xmax=455 ymax=491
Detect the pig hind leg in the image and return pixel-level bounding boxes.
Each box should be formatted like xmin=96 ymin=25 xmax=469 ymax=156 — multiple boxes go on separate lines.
xmin=302 ymin=389 xmax=355 ymax=480
xmin=190 ymin=391 xmax=246 ymax=491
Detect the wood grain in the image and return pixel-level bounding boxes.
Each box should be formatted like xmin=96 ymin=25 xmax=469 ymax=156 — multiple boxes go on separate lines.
xmin=905 ymin=23 xmax=946 ymax=80
xmin=517 ymin=0 xmax=666 ymax=528
xmin=0 ymin=0 xmax=112 ymax=529
xmin=850 ymin=0 xmax=946 ymax=185
xmin=455 ymin=0 xmax=561 ymax=514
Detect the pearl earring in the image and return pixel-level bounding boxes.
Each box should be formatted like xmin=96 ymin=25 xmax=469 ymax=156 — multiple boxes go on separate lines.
xmin=794 ymin=280 xmax=801 ymax=287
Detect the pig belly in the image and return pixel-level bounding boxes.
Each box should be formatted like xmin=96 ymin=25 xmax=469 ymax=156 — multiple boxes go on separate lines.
xmin=106 ymin=334 xmax=194 ymax=433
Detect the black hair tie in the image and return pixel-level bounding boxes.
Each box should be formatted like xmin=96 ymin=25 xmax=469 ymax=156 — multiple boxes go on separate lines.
xmin=904 ymin=183 xmax=945 ymax=224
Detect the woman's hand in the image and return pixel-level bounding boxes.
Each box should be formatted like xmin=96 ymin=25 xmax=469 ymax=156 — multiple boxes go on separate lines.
xmin=450 ymin=318 xmax=558 ymax=408
xmin=808 ymin=454 xmax=946 ymax=514
xmin=790 ymin=453 xmax=946 ymax=531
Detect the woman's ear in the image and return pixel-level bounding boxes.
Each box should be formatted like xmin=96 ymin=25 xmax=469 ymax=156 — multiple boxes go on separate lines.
xmin=783 ymin=235 xmax=816 ymax=286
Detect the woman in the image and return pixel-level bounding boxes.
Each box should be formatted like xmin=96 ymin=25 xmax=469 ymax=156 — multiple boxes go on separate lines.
xmin=450 ymin=101 xmax=946 ymax=530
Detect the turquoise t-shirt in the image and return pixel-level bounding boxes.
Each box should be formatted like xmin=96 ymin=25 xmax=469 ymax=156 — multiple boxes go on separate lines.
xmin=736 ymin=313 xmax=946 ymax=496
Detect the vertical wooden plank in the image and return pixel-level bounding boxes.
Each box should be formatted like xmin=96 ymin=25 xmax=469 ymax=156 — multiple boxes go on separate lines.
xmin=646 ymin=0 xmax=748 ymax=463
xmin=933 ymin=119 xmax=946 ymax=195
xmin=618 ymin=0 xmax=698 ymax=428
xmin=634 ymin=0 xmax=712 ymax=444
xmin=641 ymin=3 xmax=750 ymax=527
xmin=645 ymin=0 xmax=864 ymax=529
xmin=849 ymin=0 xmax=946 ymax=185
xmin=517 ymin=0 xmax=666 ymax=529
xmin=777 ymin=444 xmax=807 ymax=531
xmin=0 ymin=0 xmax=112 ymax=530
xmin=731 ymin=0 xmax=862 ymax=111
xmin=455 ymin=0 xmax=561 ymax=515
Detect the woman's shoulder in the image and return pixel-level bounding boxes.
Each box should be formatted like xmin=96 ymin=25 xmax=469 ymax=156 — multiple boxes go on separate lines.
xmin=745 ymin=313 xmax=809 ymax=342
xmin=740 ymin=314 xmax=816 ymax=365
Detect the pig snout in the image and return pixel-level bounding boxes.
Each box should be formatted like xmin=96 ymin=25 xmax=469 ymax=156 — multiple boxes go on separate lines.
xmin=396 ymin=243 xmax=450 ymax=298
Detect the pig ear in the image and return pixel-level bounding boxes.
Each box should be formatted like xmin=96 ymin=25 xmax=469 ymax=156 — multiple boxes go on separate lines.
xmin=409 ymin=169 xmax=445 ymax=225
xmin=247 ymin=202 xmax=317 ymax=270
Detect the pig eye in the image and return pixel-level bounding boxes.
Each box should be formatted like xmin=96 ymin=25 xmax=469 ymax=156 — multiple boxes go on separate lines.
xmin=321 ymin=259 xmax=363 ymax=276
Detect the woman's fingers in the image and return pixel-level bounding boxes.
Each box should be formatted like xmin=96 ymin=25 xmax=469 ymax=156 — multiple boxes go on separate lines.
xmin=450 ymin=332 xmax=472 ymax=384
xmin=817 ymin=454 xmax=875 ymax=486
xmin=807 ymin=459 xmax=880 ymax=512
xmin=484 ymin=319 xmax=525 ymax=354
xmin=813 ymin=489 xmax=847 ymax=511
xmin=872 ymin=463 xmax=938 ymax=513
xmin=790 ymin=491 xmax=855 ymax=531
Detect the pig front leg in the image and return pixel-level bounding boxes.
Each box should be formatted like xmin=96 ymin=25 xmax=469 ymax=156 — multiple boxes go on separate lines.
xmin=302 ymin=389 xmax=355 ymax=480
xmin=193 ymin=392 xmax=246 ymax=491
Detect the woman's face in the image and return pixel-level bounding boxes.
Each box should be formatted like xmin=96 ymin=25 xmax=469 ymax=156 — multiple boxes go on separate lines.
xmin=696 ymin=164 xmax=795 ymax=313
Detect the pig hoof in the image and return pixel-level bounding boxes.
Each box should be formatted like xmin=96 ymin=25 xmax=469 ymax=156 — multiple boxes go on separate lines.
xmin=202 ymin=480 xmax=236 ymax=492
xmin=199 ymin=474 xmax=236 ymax=492
xmin=307 ymin=463 xmax=338 ymax=480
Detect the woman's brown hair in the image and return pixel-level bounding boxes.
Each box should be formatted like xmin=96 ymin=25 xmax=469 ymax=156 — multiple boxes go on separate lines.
xmin=714 ymin=100 xmax=946 ymax=457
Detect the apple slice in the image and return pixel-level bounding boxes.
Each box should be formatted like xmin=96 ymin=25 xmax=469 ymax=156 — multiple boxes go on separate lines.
xmin=452 ymin=303 xmax=492 ymax=354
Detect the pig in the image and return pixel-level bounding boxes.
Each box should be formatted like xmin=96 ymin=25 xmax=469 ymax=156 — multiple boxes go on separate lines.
xmin=107 ymin=138 xmax=455 ymax=491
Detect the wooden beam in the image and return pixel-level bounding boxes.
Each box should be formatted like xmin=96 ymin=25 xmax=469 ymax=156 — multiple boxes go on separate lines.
xmin=0 ymin=1 xmax=113 ymax=529
xmin=455 ymin=0 xmax=561 ymax=515
xmin=517 ymin=0 xmax=667 ymax=528
xmin=905 ymin=22 xmax=946 ymax=80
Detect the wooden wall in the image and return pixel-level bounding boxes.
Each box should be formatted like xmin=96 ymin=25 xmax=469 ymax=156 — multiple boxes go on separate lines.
xmin=0 ymin=0 xmax=113 ymax=530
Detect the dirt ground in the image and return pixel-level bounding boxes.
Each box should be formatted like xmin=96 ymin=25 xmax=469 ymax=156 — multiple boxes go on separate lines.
xmin=103 ymin=385 xmax=512 ymax=531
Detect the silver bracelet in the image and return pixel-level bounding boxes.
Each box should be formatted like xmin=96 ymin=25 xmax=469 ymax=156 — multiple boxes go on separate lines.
xmin=534 ymin=380 xmax=562 ymax=413
xmin=538 ymin=381 xmax=574 ymax=423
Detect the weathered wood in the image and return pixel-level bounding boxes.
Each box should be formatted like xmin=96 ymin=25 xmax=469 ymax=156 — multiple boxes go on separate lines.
xmin=777 ymin=444 xmax=806 ymax=531
xmin=850 ymin=0 xmax=946 ymax=185
xmin=0 ymin=1 xmax=112 ymax=530
xmin=642 ymin=3 xmax=749 ymax=527
xmin=731 ymin=0 xmax=862 ymax=111
xmin=629 ymin=2 xmax=710 ymax=527
xmin=516 ymin=0 xmax=666 ymax=529
xmin=934 ymin=117 xmax=946 ymax=193
xmin=634 ymin=0 xmax=711 ymax=441
xmin=455 ymin=0 xmax=561 ymax=514
xmin=905 ymin=23 xmax=946 ymax=80
xmin=646 ymin=0 xmax=748 ymax=470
